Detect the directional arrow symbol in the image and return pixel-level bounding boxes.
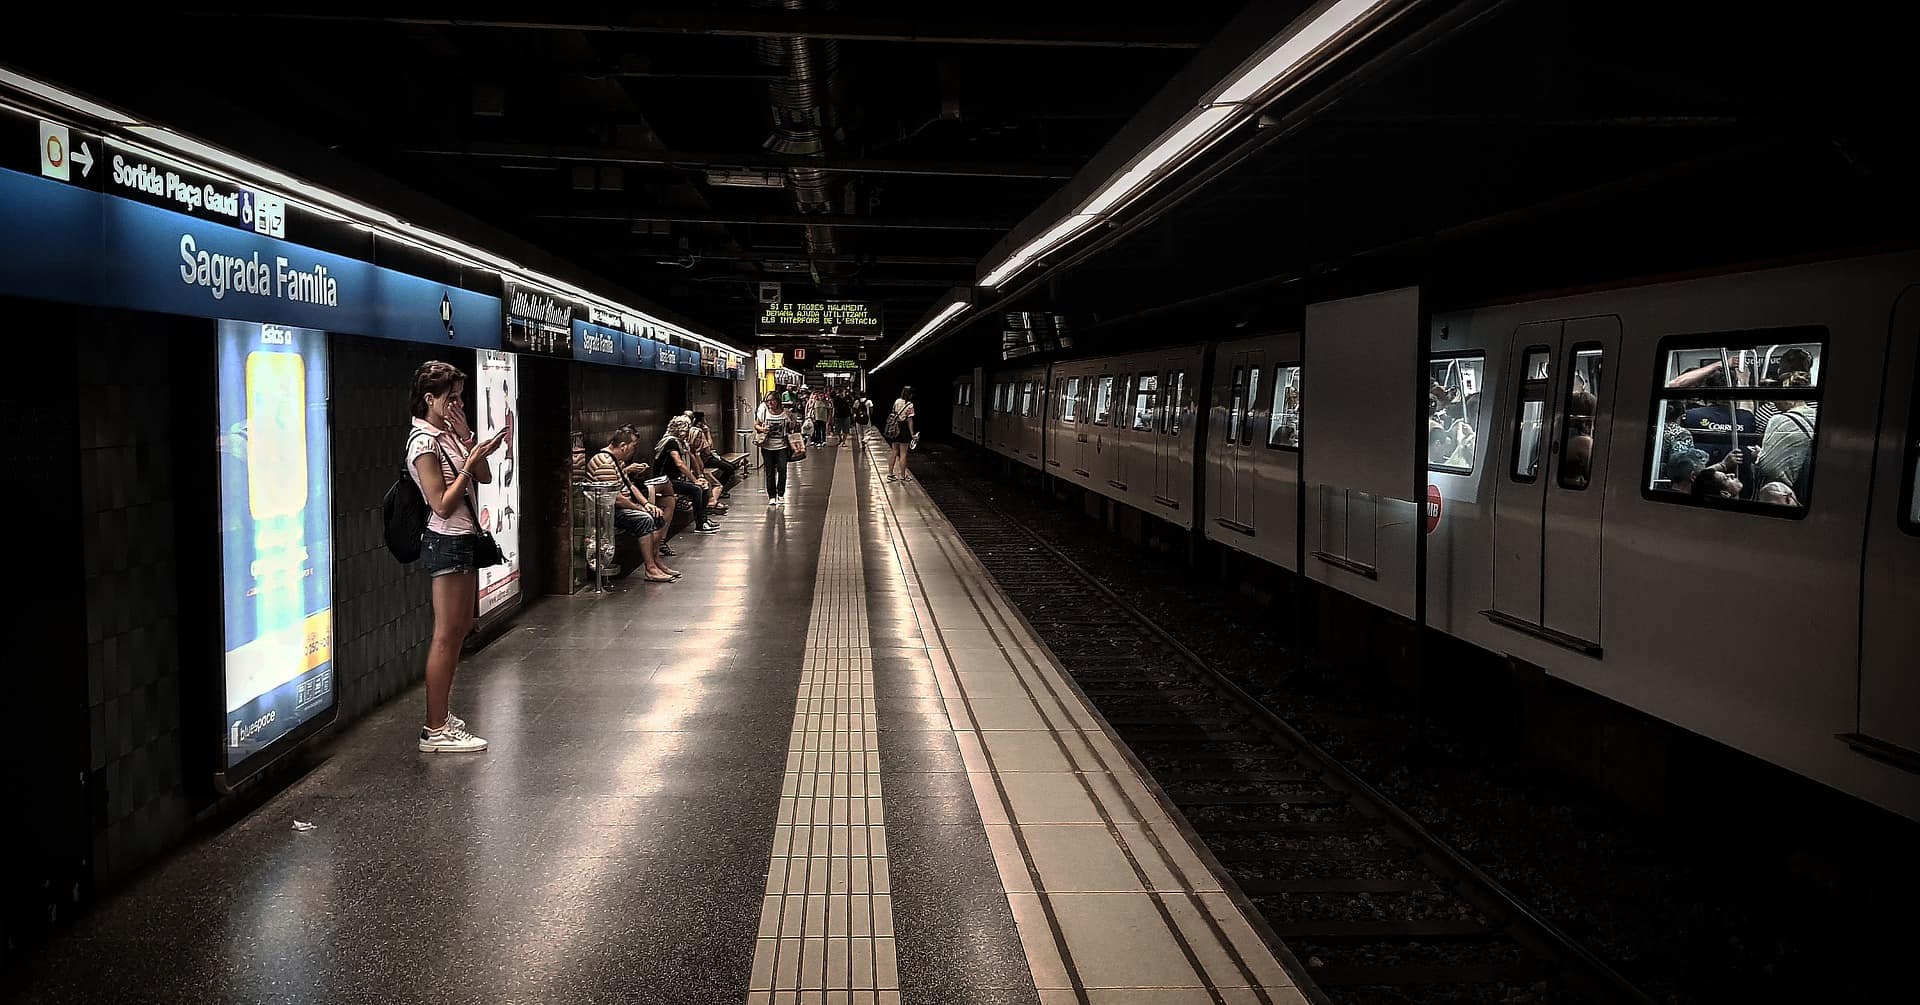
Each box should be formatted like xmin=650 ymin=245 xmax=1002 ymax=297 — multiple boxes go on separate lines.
xmin=71 ymin=142 xmax=93 ymax=177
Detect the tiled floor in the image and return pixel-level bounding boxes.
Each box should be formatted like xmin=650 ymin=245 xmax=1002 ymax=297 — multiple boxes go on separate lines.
xmin=6 ymin=430 xmax=1310 ymax=1005
xmin=749 ymin=447 xmax=900 ymax=1001
xmin=858 ymin=434 xmax=1308 ymax=1005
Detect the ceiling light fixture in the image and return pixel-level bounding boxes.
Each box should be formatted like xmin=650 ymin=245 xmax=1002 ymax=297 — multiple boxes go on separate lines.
xmin=871 ymin=300 xmax=968 ymax=374
xmin=975 ymin=0 xmax=1393 ymax=292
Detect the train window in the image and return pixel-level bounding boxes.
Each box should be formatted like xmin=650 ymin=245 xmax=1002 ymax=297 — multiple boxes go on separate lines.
xmin=1093 ymin=376 xmax=1115 ymax=425
xmin=1557 ymin=345 xmax=1603 ymax=490
xmin=1020 ymin=380 xmax=1036 ymax=417
xmin=1165 ymin=370 xmax=1187 ymax=435
xmin=1429 ymin=354 xmax=1484 ymax=474
xmin=1268 ymin=365 xmax=1302 ymax=449
xmin=1227 ymin=366 xmax=1247 ymax=444
xmin=1646 ymin=329 xmax=1826 ymax=514
xmin=1509 ymin=348 xmax=1551 ymax=480
xmin=1062 ymin=376 xmax=1083 ymax=422
xmin=1132 ymin=373 xmax=1159 ymax=430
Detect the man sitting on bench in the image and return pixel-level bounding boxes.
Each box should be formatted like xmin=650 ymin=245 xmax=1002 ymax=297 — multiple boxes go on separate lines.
xmin=587 ymin=428 xmax=678 ymax=583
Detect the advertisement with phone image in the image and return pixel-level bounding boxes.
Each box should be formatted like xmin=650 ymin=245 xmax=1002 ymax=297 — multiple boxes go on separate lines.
xmin=475 ymin=349 xmax=521 ymax=617
xmin=216 ymin=320 xmax=335 ymax=777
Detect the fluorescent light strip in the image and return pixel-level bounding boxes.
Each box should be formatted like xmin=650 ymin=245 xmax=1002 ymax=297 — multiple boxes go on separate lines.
xmin=981 ymin=214 xmax=1101 ymax=287
xmin=872 ymin=301 xmax=968 ymax=373
xmin=1081 ymin=103 xmax=1240 ymax=216
xmin=973 ymin=0 xmax=1392 ymax=295
xmin=1213 ymin=0 xmax=1389 ymax=105
xmin=4 ymin=69 xmax=747 ymax=358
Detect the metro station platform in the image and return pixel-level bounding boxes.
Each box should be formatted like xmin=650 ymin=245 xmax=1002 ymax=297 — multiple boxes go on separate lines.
xmin=8 ymin=431 xmax=1307 ymax=1005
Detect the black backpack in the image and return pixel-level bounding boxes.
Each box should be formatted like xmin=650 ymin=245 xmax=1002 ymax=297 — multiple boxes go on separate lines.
xmin=383 ymin=433 xmax=432 ymax=563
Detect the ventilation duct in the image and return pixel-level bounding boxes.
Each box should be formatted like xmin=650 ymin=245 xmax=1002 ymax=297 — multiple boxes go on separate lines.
xmin=755 ymin=0 xmax=849 ymax=291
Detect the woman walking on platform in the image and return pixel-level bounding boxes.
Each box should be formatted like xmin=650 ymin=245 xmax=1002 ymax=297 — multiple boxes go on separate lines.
xmin=756 ymin=389 xmax=798 ymax=507
xmin=885 ymin=385 xmax=917 ymax=483
xmin=407 ymin=361 xmax=509 ymax=753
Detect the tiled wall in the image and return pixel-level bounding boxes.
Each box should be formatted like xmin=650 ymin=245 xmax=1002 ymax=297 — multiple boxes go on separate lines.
xmin=77 ymin=316 xmax=194 ymax=887
xmin=72 ymin=328 xmax=479 ymax=888
xmin=11 ymin=301 xmax=92 ymax=946
xmin=328 ymin=334 xmax=468 ymax=723
xmin=20 ymin=317 xmax=733 ymax=943
xmin=572 ymin=363 xmax=673 ymax=452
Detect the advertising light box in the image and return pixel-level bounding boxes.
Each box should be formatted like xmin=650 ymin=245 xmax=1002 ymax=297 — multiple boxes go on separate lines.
xmin=216 ymin=320 xmax=335 ymax=782
xmin=474 ymin=350 xmax=522 ymax=618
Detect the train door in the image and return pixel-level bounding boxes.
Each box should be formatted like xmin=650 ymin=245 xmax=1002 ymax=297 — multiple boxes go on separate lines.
xmin=1216 ymin=350 xmax=1261 ymax=532
xmin=1071 ymin=372 xmax=1093 ymax=477
xmin=1854 ymin=288 xmax=1920 ymax=763
xmin=1488 ymin=317 xmax=1619 ymax=653
xmin=1132 ymin=369 xmax=1164 ymax=501
xmin=1155 ymin=366 xmax=1184 ymax=510
xmin=1111 ymin=372 xmax=1135 ymax=491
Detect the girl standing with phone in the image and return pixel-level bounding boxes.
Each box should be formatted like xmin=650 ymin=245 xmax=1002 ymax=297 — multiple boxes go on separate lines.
xmin=407 ymin=361 xmax=510 ymax=753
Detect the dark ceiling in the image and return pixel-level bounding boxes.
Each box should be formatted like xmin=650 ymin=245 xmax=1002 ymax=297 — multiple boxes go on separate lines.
xmin=906 ymin=0 xmax=1920 ymax=378
xmin=3 ymin=1 xmax=1915 ymax=379
xmin=0 ymin=2 xmax=1248 ymax=349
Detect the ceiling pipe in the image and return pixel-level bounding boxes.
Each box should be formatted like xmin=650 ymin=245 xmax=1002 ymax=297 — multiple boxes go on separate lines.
xmin=757 ymin=0 xmax=851 ymax=294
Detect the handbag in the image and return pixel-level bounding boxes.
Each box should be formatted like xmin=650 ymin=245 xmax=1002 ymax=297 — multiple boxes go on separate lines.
xmin=789 ymin=434 xmax=808 ymax=461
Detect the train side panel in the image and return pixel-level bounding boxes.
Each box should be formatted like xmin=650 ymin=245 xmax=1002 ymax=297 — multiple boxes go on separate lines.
xmin=1427 ymin=253 xmax=1920 ymax=820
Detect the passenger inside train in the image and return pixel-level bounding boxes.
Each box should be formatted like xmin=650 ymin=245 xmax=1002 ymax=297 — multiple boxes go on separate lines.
xmin=1651 ymin=341 xmax=1822 ymax=508
xmin=1428 ymin=357 xmax=1483 ymax=470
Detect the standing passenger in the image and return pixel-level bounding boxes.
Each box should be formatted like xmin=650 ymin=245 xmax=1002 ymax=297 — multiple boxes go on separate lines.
xmin=407 ymin=361 xmax=509 ymax=753
xmin=885 ymin=386 xmax=917 ymax=483
xmin=757 ymin=389 xmax=798 ymax=507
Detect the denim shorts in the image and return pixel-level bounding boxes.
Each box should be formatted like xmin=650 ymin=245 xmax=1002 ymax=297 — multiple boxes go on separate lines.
xmin=615 ymin=507 xmax=659 ymax=537
xmin=420 ymin=529 xmax=476 ymax=577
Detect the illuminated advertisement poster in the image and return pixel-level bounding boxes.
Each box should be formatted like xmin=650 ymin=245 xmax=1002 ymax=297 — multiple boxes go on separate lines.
xmin=475 ymin=349 xmax=521 ymax=617
xmin=217 ymin=320 xmax=335 ymax=777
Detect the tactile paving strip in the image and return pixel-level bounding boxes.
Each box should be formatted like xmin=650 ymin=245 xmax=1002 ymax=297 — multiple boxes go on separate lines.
xmin=749 ymin=447 xmax=901 ymax=1005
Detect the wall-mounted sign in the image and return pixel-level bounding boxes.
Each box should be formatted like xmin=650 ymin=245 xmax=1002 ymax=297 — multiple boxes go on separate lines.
xmin=503 ymin=280 xmax=575 ymax=356
xmin=475 ymin=350 xmax=522 ymax=619
xmin=0 ymin=162 xmax=499 ymax=345
xmin=757 ymin=299 xmax=879 ymax=335
xmin=814 ymin=358 xmax=859 ymax=370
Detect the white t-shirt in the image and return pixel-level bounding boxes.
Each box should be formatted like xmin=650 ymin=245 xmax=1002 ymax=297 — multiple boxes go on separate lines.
xmin=406 ymin=416 xmax=477 ymax=535
xmin=757 ymin=404 xmax=798 ymax=450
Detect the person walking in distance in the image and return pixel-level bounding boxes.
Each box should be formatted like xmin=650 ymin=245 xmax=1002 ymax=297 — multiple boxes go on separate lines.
xmin=756 ymin=389 xmax=798 ymax=507
xmin=407 ymin=361 xmax=510 ymax=752
xmin=885 ymin=385 xmax=917 ymax=483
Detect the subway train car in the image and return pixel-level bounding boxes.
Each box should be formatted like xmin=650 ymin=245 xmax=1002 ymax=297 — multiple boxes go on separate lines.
xmin=954 ymin=249 xmax=1920 ymax=821
xmin=1044 ymin=344 xmax=1206 ymax=529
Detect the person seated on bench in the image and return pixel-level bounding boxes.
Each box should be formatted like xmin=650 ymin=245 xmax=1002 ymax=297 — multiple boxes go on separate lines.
xmin=587 ymin=428 xmax=678 ymax=582
xmin=656 ymin=415 xmax=721 ymax=535
xmin=690 ymin=411 xmax=738 ymax=499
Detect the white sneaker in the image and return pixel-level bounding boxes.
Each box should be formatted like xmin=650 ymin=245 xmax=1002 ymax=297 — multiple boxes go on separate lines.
xmin=769 ymin=498 xmax=780 ymax=508
xmin=419 ymin=724 xmax=488 ymax=753
xmin=446 ymin=712 xmax=466 ymax=731
xmin=696 ymin=521 xmax=721 ymax=534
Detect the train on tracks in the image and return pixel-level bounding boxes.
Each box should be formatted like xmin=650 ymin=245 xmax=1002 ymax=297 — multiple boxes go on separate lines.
xmin=951 ymin=250 xmax=1920 ymax=822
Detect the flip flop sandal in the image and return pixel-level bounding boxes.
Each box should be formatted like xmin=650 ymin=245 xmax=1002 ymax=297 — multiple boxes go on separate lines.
xmin=642 ymin=572 xmax=676 ymax=583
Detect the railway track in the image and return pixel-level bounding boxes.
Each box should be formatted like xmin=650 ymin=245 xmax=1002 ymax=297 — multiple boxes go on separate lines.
xmin=913 ymin=449 xmax=1653 ymax=1005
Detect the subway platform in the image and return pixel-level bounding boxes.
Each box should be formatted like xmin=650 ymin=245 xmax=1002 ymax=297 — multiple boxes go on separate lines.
xmin=7 ymin=431 xmax=1307 ymax=1005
